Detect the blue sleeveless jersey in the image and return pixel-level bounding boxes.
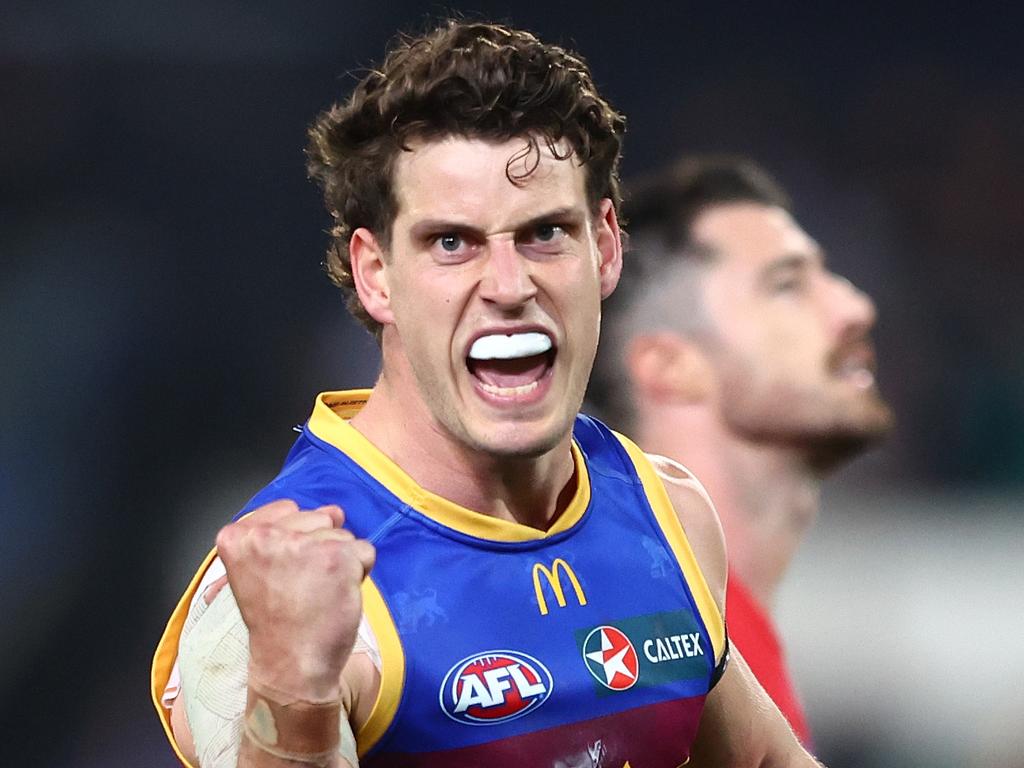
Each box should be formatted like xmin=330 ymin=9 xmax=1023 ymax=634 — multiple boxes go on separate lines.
xmin=232 ymin=390 xmax=725 ymax=767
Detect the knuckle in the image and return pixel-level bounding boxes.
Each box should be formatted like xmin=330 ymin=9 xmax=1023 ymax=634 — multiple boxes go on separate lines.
xmin=269 ymin=498 xmax=300 ymax=514
xmin=284 ymin=531 xmax=308 ymax=559
xmin=318 ymin=541 xmax=360 ymax=575
xmin=356 ymin=539 xmax=376 ymax=558
xmin=215 ymin=523 xmax=238 ymax=553
xmin=249 ymin=524 xmax=273 ymax=547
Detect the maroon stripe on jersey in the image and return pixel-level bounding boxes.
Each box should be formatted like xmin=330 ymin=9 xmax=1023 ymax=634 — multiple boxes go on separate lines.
xmin=365 ymin=695 xmax=706 ymax=768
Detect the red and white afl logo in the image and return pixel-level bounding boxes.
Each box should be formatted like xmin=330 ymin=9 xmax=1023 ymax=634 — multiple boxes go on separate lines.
xmin=439 ymin=650 xmax=553 ymax=725
xmin=582 ymin=625 xmax=639 ymax=691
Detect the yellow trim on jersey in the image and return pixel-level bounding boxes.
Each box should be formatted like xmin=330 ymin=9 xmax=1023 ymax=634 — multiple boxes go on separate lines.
xmin=614 ymin=434 xmax=727 ymax=665
xmin=356 ymin=577 xmax=405 ymax=757
xmin=308 ymin=390 xmax=592 ymax=542
xmin=150 ymin=547 xmax=218 ymax=768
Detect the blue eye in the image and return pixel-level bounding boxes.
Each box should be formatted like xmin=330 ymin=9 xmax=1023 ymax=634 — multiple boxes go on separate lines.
xmin=522 ymin=224 xmax=568 ymax=251
xmin=439 ymin=234 xmax=462 ymax=252
xmin=536 ymin=224 xmax=560 ymax=241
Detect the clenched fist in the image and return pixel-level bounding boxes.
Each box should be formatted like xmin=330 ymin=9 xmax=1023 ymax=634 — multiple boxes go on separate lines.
xmin=215 ymin=500 xmax=376 ymax=703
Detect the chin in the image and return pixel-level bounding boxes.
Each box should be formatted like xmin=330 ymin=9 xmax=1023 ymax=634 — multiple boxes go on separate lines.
xmin=803 ymin=430 xmax=886 ymax=473
xmin=467 ymin=437 xmax=558 ymax=461
xmin=728 ymin=392 xmax=895 ymax=473
xmin=464 ymin=416 xmax=570 ymax=461
xmin=803 ymin=403 xmax=895 ymax=473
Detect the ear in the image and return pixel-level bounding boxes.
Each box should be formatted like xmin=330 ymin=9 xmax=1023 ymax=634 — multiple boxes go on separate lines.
xmin=350 ymin=227 xmax=394 ymax=326
xmin=626 ymin=333 xmax=713 ymax=404
xmin=595 ymin=198 xmax=623 ymax=299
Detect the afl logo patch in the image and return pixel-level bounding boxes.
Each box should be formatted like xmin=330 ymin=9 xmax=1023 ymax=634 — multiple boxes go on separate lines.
xmin=439 ymin=650 xmax=553 ymax=725
xmin=582 ymin=625 xmax=640 ymax=691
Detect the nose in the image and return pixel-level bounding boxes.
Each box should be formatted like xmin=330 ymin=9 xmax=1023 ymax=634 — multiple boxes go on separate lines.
xmin=828 ymin=273 xmax=877 ymax=334
xmin=478 ymin=237 xmax=537 ymax=310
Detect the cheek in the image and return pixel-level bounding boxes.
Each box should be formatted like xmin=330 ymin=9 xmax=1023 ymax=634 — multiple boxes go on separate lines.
xmin=390 ymin=293 xmax=445 ymax=359
xmin=717 ymin=324 xmax=805 ymax=380
xmin=392 ymin=269 xmax=454 ymax=320
xmin=745 ymin=306 xmax=828 ymax=353
xmin=560 ymin=263 xmax=602 ymax=315
xmin=758 ymin=327 xmax=832 ymax=382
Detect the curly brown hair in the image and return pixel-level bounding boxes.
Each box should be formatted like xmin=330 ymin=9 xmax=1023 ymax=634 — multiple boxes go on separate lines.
xmin=306 ymin=19 xmax=627 ymax=337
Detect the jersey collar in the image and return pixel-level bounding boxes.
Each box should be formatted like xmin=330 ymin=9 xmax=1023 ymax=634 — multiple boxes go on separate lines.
xmin=307 ymin=390 xmax=591 ymax=543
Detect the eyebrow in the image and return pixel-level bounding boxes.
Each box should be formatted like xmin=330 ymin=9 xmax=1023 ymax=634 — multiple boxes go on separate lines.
xmin=408 ymin=206 xmax=587 ymax=241
xmin=758 ymin=251 xmax=825 ymax=283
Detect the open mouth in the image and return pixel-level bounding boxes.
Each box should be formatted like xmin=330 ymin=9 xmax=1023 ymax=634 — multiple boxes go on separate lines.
xmin=834 ymin=361 xmax=875 ymax=389
xmin=466 ymin=331 xmax=556 ymax=398
xmin=830 ymin=343 xmax=876 ymax=390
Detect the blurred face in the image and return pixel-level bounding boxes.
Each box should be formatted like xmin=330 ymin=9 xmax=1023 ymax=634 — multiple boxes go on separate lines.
xmin=369 ymin=136 xmax=620 ymax=459
xmin=694 ymin=202 xmax=892 ymax=467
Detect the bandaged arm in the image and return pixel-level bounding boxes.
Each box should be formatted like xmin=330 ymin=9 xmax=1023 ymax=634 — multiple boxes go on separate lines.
xmin=170 ymin=561 xmax=364 ymax=767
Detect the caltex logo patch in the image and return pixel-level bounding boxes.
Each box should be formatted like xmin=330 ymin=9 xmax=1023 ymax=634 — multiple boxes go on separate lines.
xmin=577 ymin=611 xmax=712 ymax=697
xmin=581 ymin=625 xmax=640 ymax=691
xmin=439 ymin=650 xmax=553 ymax=725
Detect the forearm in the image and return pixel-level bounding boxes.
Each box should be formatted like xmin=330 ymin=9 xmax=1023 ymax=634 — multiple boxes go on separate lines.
xmin=238 ymin=677 xmax=342 ymax=766
xmin=239 ymin=745 xmax=350 ymax=768
xmin=236 ymin=652 xmax=361 ymax=768
xmin=175 ymin=658 xmax=360 ymax=768
xmin=756 ymin=736 xmax=823 ymax=768
xmin=240 ymin=737 xmax=353 ymax=768
xmin=173 ymin=581 xmax=360 ymax=768
xmin=689 ymin=651 xmax=827 ymax=768
xmin=760 ymin=748 xmax=825 ymax=768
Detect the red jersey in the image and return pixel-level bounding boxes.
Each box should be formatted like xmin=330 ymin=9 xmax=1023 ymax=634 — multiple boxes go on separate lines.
xmin=726 ymin=571 xmax=812 ymax=746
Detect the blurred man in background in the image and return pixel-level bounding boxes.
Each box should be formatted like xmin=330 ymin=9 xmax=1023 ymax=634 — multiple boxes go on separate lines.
xmin=589 ymin=155 xmax=894 ymax=744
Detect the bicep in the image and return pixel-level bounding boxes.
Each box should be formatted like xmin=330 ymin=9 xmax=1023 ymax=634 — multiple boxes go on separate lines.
xmin=648 ymin=455 xmax=820 ymax=766
xmin=176 ymin=579 xmax=249 ymax=767
xmin=170 ymin=694 xmax=199 ymax=766
xmin=689 ymin=648 xmax=818 ymax=768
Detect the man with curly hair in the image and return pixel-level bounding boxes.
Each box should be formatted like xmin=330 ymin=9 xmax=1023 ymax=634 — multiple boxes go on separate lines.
xmin=153 ymin=20 xmax=825 ymax=768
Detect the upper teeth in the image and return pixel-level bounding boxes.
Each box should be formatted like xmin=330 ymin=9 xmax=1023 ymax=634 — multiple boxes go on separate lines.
xmin=469 ymin=332 xmax=552 ymax=360
xmin=836 ymin=360 xmax=875 ymax=389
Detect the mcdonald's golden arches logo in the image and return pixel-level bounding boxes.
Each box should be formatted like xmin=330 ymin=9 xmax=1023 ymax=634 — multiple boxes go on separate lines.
xmin=532 ymin=558 xmax=587 ymax=616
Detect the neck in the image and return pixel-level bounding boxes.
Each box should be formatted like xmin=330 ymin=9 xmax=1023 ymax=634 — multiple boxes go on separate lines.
xmin=350 ymin=372 xmax=576 ymax=531
xmin=637 ymin=405 xmax=821 ymax=609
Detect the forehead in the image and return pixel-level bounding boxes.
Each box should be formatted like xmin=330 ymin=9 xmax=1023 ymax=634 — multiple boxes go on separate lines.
xmin=392 ymin=135 xmax=588 ymax=225
xmin=690 ymin=202 xmax=818 ymax=271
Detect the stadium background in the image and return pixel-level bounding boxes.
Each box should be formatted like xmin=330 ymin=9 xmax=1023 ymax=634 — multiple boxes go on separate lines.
xmin=2 ymin=2 xmax=1021 ymax=765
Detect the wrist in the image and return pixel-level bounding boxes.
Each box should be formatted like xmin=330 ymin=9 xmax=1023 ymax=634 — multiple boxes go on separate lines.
xmin=248 ymin=645 xmax=344 ymax=703
xmin=243 ymin=678 xmax=342 ymax=767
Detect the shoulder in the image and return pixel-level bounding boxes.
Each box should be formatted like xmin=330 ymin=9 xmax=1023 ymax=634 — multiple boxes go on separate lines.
xmin=238 ymin=432 xmax=370 ymax=523
xmin=591 ymin=425 xmax=728 ymax=612
xmin=645 ymin=453 xmax=727 ymax=613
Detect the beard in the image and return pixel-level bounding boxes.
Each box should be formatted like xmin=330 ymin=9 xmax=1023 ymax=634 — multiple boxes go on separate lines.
xmin=717 ymin=364 xmax=895 ymax=474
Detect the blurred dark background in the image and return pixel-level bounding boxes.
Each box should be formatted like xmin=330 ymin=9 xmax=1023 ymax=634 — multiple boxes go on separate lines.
xmin=2 ymin=3 xmax=1021 ymax=766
